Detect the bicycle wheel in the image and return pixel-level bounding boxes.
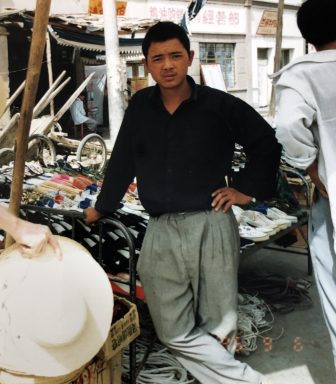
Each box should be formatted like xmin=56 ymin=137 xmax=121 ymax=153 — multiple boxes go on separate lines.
xmin=0 ymin=148 xmax=15 ymax=166
xmin=27 ymin=134 xmax=56 ymax=167
xmin=76 ymin=133 xmax=107 ymax=172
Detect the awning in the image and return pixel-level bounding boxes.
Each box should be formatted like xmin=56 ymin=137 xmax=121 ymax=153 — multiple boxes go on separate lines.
xmin=48 ymin=26 xmax=144 ymax=60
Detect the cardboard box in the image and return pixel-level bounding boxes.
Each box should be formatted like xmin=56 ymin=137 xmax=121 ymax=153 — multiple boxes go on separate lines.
xmin=106 ymin=296 xmax=140 ymax=360
xmin=74 ymin=295 xmax=140 ymax=384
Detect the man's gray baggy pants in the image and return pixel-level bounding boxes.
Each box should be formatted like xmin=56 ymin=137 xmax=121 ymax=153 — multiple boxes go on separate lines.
xmin=137 ymin=210 xmax=262 ymax=384
xmin=309 ymin=195 xmax=336 ymax=369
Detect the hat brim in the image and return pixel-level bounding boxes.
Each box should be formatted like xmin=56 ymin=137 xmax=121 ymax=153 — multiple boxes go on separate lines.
xmin=0 ymin=236 xmax=113 ymax=377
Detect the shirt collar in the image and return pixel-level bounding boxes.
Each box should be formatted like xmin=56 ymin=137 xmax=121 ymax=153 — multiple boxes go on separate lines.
xmin=148 ymin=75 xmax=198 ymax=102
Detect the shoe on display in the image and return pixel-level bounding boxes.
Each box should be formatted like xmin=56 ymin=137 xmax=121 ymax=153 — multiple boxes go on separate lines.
xmin=241 ymin=210 xmax=278 ymax=229
xmin=267 ymin=216 xmax=292 ymax=230
xmin=240 ymin=237 xmax=255 ymax=250
xmin=250 ymin=225 xmax=278 ymax=236
xmin=267 ymin=207 xmax=298 ymax=223
xmin=232 ymin=205 xmax=245 ymax=223
xmin=239 ymin=225 xmax=270 ymax=242
xmin=241 ymin=210 xmax=291 ymax=231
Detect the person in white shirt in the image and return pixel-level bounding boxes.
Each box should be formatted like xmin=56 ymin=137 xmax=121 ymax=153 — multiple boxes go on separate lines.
xmin=272 ymin=0 xmax=336 ymax=370
xmin=70 ymin=93 xmax=97 ymax=132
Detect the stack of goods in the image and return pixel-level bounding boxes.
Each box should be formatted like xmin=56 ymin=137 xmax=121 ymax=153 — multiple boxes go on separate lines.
xmin=228 ymin=149 xmax=308 ymax=250
xmin=232 ymin=202 xmax=301 ymax=250
xmin=22 ymin=173 xmax=101 ymax=211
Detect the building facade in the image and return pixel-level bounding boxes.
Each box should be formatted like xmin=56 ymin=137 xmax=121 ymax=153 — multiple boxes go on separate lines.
xmin=0 ymin=0 xmax=304 ymax=109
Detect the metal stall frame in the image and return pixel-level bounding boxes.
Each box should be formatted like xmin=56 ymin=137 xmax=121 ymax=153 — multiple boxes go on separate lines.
xmin=20 ymin=205 xmax=138 ymax=384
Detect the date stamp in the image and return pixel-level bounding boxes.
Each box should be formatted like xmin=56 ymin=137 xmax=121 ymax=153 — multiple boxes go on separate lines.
xmin=222 ymin=336 xmax=304 ymax=353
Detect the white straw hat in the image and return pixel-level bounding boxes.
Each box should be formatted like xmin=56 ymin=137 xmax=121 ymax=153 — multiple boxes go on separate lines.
xmin=0 ymin=236 xmax=113 ymax=377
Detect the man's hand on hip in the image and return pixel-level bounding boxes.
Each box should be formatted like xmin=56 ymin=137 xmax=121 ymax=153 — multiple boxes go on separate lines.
xmin=211 ymin=187 xmax=253 ymax=212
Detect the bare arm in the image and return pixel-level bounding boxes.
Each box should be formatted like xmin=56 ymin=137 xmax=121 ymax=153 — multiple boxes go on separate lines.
xmin=306 ymin=160 xmax=328 ymax=199
xmin=0 ymin=205 xmax=61 ymax=259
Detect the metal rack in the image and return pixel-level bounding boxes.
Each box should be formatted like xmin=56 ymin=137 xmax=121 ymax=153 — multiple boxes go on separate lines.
xmin=241 ymin=166 xmax=312 ymax=275
xmin=20 ymin=205 xmax=138 ymax=384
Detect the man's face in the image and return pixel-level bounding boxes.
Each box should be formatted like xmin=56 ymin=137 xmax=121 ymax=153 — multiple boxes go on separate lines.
xmin=144 ymin=38 xmax=194 ymax=90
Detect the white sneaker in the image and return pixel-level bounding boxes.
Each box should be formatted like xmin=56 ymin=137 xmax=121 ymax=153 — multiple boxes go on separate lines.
xmin=268 ymin=217 xmax=292 ymax=230
xmin=239 ymin=224 xmax=270 ymax=242
xmin=232 ymin=205 xmax=245 ymax=223
xmin=267 ymin=207 xmax=298 ymax=223
xmin=251 ymin=225 xmax=278 ymax=236
xmin=241 ymin=210 xmax=291 ymax=231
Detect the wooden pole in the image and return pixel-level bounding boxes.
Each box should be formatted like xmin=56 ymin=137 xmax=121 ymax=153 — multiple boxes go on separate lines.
xmin=269 ymin=0 xmax=284 ymax=118
xmin=5 ymin=0 xmax=51 ymax=248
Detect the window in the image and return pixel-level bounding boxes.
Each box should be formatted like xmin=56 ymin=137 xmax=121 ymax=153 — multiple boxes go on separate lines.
xmin=199 ymin=43 xmax=235 ymax=89
xmin=126 ymin=63 xmax=147 ymax=79
xmin=281 ymin=49 xmax=292 ymax=68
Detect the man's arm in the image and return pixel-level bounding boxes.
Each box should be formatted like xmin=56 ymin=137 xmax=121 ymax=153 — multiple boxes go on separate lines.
xmin=306 ymin=159 xmax=328 ymax=199
xmin=275 ymin=87 xmax=327 ymax=198
xmin=84 ymin=104 xmax=136 ymax=224
xmin=275 ymin=87 xmax=317 ymax=169
xmin=229 ymin=97 xmax=282 ymax=202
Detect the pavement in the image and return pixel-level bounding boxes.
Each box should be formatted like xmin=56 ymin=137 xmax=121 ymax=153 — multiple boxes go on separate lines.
xmin=238 ymin=247 xmax=336 ymax=384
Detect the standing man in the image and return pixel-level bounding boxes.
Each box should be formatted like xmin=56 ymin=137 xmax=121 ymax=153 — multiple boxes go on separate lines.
xmin=272 ymin=0 xmax=336 ymax=370
xmin=86 ymin=22 xmax=280 ymax=384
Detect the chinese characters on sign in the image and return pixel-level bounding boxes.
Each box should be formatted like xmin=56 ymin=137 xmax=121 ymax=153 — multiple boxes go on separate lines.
xmin=149 ymin=6 xmax=185 ymax=24
xmin=89 ymin=0 xmax=127 ymax=15
xmin=149 ymin=5 xmax=240 ymax=27
xmin=257 ymin=10 xmax=278 ymax=35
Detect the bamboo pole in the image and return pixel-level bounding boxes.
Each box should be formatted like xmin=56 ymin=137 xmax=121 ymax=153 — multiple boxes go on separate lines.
xmin=33 ymin=70 xmax=67 ymax=117
xmin=3 ymin=80 xmax=25 ymax=116
xmin=5 ymin=0 xmax=52 ymax=248
xmin=46 ymin=31 xmax=54 ymax=116
xmin=269 ymin=0 xmax=284 ymax=118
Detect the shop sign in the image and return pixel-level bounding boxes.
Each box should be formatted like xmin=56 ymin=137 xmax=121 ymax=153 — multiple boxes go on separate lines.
xmin=257 ymin=10 xmax=277 ymax=35
xmin=200 ymin=64 xmax=226 ymax=92
xmin=89 ymin=0 xmax=127 ymax=16
xmin=147 ymin=1 xmax=245 ymax=34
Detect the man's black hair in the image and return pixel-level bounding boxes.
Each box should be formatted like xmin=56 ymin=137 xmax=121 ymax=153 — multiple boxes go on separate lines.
xmin=297 ymin=0 xmax=336 ymax=47
xmin=142 ymin=21 xmax=191 ymax=59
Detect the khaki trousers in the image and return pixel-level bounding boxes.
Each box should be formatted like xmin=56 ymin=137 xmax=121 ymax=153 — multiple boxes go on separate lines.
xmin=137 ymin=210 xmax=262 ymax=384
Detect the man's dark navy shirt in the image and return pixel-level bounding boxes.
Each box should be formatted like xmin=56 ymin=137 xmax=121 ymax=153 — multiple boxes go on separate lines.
xmin=96 ymin=76 xmax=282 ymax=216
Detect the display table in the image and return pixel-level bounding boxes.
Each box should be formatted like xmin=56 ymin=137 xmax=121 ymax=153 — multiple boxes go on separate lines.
xmin=241 ymin=213 xmax=311 ymax=275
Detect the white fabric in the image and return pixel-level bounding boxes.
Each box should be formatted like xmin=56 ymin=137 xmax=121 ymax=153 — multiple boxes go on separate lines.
xmin=0 ymin=236 xmax=113 ymax=377
xmin=309 ymin=195 xmax=336 ymax=365
xmin=270 ymin=49 xmax=336 ymax=253
xmin=70 ymin=97 xmax=90 ymax=125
